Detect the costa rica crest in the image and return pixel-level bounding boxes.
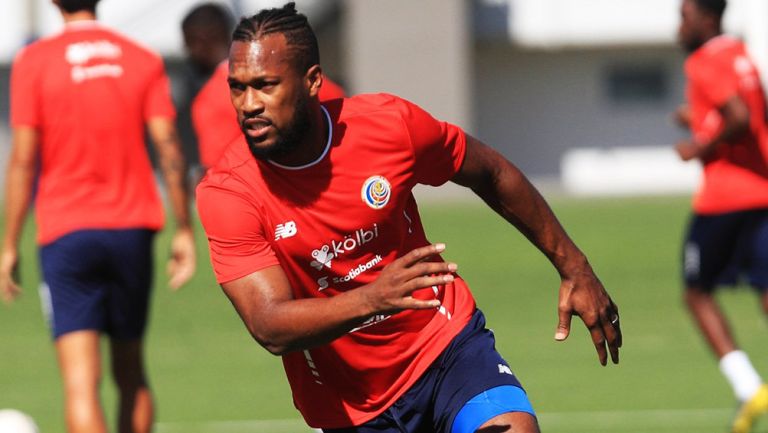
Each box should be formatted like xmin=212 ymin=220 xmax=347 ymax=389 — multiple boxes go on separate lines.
xmin=361 ymin=175 xmax=391 ymax=209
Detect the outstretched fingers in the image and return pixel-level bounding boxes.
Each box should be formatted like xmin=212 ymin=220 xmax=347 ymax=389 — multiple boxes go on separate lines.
xmin=587 ymin=305 xmax=622 ymax=366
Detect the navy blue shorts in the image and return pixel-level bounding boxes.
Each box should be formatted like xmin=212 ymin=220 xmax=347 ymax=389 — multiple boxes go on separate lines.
xmin=323 ymin=309 xmax=536 ymax=433
xmin=39 ymin=228 xmax=155 ymax=340
xmin=682 ymin=209 xmax=768 ymax=291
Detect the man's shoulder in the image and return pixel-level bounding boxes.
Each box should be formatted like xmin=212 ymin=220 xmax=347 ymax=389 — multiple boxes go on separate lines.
xmin=17 ymin=25 xmax=163 ymax=67
xmin=336 ymin=93 xmax=413 ymax=116
xmin=688 ymin=35 xmax=744 ymax=68
xmin=198 ymin=142 xmax=257 ymax=194
xmin=331 ymin=93 xmax=428 ymax=132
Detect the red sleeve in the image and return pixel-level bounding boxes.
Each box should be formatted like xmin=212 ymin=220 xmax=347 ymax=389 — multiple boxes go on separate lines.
xmin=399 ymin=99 xmax=467 ymax=186
xmin=196 ymin=179 xmax=280 ymax=284
xmin=143 ymin=56 xmax=176 ymax=121
xmin=10 ymin=47 xmax=41 ymax=128
xmin=690 ymin=55 xmax=738 ymax=107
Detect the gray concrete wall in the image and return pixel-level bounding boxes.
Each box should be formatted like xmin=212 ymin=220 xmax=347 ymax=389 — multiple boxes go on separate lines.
xmin=473 ymin=43 xmax=688 ymax=178
xmin=342 ymin=0 xmax=473 ymax=130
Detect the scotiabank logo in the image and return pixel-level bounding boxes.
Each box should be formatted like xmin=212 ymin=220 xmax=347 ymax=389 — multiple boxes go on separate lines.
xmin=310 ymin=224 xmax=379 ymax=270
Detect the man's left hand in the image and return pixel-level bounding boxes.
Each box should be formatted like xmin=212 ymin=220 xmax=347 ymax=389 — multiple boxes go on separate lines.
xmin=554 ymin=271 xmax=621 ymax=366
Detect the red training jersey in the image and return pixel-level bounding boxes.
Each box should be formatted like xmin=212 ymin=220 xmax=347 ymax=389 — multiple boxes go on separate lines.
xmin=10 ymin=21 xmax=175 ymax=244
xmin=197 ymin=94 xmax=476 ymax=428
xmin=684 ymin=35 xmax=768 ymax=214
xmin=192 ymin=60 xmax=346 ymax=168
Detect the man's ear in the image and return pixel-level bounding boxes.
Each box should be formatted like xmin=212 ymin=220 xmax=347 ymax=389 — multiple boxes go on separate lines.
xmin=306 ymin=64 xmax=323 ymax=98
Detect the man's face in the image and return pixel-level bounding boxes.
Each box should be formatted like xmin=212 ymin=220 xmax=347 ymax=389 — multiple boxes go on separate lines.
xmin=228 ymin=35 xmax=311 ymax=161
xmin=678 ymin=0 xmax=708 ymax=53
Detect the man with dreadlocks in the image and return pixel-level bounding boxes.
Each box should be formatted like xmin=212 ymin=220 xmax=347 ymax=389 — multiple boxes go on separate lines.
xmin=182 ymin=2 xmax=345 ymax=171
xmin=197 ymin=3 xmax=621 ymax=433
xmin=674 ymin=0 xmax=768 ymax=431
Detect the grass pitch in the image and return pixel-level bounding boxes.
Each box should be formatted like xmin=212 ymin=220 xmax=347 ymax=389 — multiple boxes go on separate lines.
xmin=2 ymin=195 xmax=767 ymax=433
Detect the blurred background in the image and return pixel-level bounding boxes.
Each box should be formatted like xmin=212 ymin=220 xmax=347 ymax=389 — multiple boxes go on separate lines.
xmin=0 ymin=0 xmax=765 ymax=195
xmin=2 ymin=1 xmax=768 ymax=432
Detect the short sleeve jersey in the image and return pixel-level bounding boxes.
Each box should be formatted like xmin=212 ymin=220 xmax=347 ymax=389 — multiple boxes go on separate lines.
xmin=684 ymin=35 xmax=768 ymax=214
xmin=10 ymin=21 xmax=174 ymax=244
xmin=197 ymin=94 xmax=476 ymax=428
xmin=192 ymin=61 xmax=346 ymax=168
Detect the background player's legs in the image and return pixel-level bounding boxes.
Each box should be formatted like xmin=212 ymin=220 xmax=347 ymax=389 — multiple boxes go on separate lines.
xmin=56 ymin=330 xmax=107 ymax=433
xmin=683 ymin=213 xmax=763 ymax=405
xmin=110 ymin=339 xmax=153 ymax=433
xmin=684 ymin=287 xmax=763 ymax=401
xmin=684 ymin=287 xmax=736 ymax=358
xmin=476 ymin=412 xmax=539 ymax=433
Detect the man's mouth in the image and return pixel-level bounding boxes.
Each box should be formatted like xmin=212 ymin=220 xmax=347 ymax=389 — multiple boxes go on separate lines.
xmin=243 ymin=118 xmax=272 ymax=140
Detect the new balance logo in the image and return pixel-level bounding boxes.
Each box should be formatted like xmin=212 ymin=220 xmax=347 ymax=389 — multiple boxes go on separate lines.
xmin=498 ymin=364 xmax=513 ymax=376
xmin=275 ymin=221 xmax=297 ymax=240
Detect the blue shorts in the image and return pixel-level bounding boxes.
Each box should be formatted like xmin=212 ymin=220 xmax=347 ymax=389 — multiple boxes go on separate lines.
xmin=39 ymin=228 xmax=155 ymax=340
xmin=682 ymin=209 xmax=768 ymax=291
xmin=323 ymin=309 xmax=536 ymax=433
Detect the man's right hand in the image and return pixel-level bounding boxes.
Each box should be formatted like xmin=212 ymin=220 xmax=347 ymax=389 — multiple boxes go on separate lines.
xmin=360 ymin=243 xmax=456 ymax=315
xmin=0 ymin=249 xmax=21 ymax=304
xmin=672 ymin=104 xmax=691 ymax=129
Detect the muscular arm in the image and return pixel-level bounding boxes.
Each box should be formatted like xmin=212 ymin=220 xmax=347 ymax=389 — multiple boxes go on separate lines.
xmin=452 ymin=134 xmax=621 ymax=365
xmin=676 ymin=95 xmax=750 ymax=161
xmin=0 ymin=127 xmax=39 ymax=302
xmin=146 ymin=117 xmax=195 ymax=289
xmin=221 ymin=244 xmax=454 ymax=356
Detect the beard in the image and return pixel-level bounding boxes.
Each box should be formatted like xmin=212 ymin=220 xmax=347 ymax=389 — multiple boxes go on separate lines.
xmin=243 ymin=95 xmax=311 ymax=161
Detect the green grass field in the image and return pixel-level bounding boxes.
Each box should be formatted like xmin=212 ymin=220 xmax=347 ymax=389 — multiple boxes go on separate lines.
xmin=2 ymin=195 xmax=768 ymax=433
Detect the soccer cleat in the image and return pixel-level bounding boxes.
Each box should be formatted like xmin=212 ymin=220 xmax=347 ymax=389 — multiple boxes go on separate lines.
xmin=732 ymin=384 xmax=768 ymax=433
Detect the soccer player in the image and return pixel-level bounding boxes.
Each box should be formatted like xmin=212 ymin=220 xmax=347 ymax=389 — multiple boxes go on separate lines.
xmin=675 ymin=0 xmax=768 ymax=431
xmin=0 ymin=1 xmax=196 ymax=432
xmin=196 ymin=3 xmax=621 ymax=433
xmin=183 ymin=3 xmax=346 ymax=171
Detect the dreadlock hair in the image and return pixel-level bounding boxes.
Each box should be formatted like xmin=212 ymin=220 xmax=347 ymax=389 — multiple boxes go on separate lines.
xmin=232 ymin=2 xmax=319 ymax=73
xmin=58 ymin=0 xmax=100 ymax=13
xmin=694 ymin=0 xmax=727 ymax=18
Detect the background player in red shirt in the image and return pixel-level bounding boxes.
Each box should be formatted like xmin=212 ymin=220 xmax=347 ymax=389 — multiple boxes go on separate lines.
xmin=197 ymin=4 xmax=621 ymax=433
xmin=0 ymin=1 xmax=196 ymax=432
xmin=675 ymin=1 xmax=768 ymax=431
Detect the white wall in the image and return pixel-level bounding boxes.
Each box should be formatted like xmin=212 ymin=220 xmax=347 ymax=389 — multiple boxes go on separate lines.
xmin=496 ymin=0 xmax=758 ymax=48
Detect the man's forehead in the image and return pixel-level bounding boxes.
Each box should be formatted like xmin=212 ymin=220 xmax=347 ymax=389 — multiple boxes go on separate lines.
xmin=230 ymin=35 xmax=289 ymax=62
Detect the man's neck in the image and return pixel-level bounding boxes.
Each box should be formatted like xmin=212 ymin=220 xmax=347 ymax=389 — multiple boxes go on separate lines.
xmin=701 ymin=28 xmax=723 ymax=46
xmin=270 ymin=104 xmax=328 ymax=168
xmin=61 ymin=10 xmax=97 ymax=24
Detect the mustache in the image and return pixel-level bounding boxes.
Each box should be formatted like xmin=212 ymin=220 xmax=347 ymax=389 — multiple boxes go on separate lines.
xmin=241 ymin=115 xmax=272 ymax=127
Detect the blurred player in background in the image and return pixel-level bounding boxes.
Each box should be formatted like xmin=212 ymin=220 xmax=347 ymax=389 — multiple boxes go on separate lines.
xmin=182 ymin=2 xmax=345 ymax=171
xmin=181 ymin=2 xmax=236 ymax=171
xmin=0 ymin=1 xmax=196 ymax=432
xmin=675 ymin=0 xmax=768 ymax=431
xmin=197 ymin=4 xmax=621 ymax=433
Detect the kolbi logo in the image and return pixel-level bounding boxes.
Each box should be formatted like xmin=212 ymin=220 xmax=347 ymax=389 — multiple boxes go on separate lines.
xmin=361 ymin=176 xmax=391 ymax=209
xmin=309 ymin=224 xmax=379 ymax=270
